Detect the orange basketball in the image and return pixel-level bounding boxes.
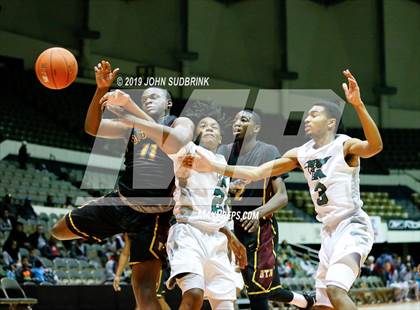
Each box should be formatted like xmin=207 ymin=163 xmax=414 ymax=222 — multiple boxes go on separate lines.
xmin=35 ymin=47 xmax=78 ymax=89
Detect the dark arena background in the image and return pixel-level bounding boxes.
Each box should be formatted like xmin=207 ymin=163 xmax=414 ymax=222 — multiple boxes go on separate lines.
xmin=0 ymin=0 xmax=419 ymax=309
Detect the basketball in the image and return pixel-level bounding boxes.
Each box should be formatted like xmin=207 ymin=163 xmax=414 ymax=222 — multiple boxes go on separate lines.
xmin=35 ymin=47 xmax=78 ymax=89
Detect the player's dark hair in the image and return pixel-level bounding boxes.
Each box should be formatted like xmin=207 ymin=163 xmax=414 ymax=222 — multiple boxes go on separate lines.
xmin=313 ymin=101 xmax=343 ymax=131
xmin=183 ymin=100 xmax=229 ymax=145
xmin=183 ymin=100 xmax=229 ymax=129
xmin=242 ymin=109 xmax=261 ymax=126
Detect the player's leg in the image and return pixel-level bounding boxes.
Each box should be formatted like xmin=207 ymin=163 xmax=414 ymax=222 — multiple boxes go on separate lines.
xmin=177 ymin=273 xmax=205 ymax=310
xmin=325 ymin=212 xmax=374 ymax=310
xmin=129 ymin=211 xmax=172 ymax=310
xmin=208 ymin=299 xmax=235 ymax=310
xmin=157 ymin=267 xmax=171 ymax=310
xmin=326 ymin=286 xmax=355 ymax=310
xmin=325 ymin=253 xmax=361 ymax=310
xmin=131 ymin=259 xmax=162 ymax=310
xmin=248 ymin=297 xmax=269 ymax=310
xmin=166 ymin=224 xmax=208 ymax=309
xmin=158 ymin=297 xmax=171 ymax=310
xmin=236 ymin=219 xmax=272 ymax=310
xmin=51 ymin=194 xmax=120 ymax=242
xmin=270 ymin=289 xmax=314 ymax=309
xmin=50 ymin=216 xmax=79 ymax=240
xmin=314 ymin=233 xmax=334 ymax=309
xmin=244 ymin=218 xmax=314 ymax=309
xmin=204 ymin=232 xmax=239 ymax=310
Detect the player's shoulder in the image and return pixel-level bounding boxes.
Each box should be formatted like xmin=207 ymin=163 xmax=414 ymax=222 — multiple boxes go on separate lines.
xmin=171 ymin=116 xmax=194 ymax=128
xmin=255 ymin=141 xmax=277 ymax=151
xmin=256 ymin=141 xmax=280 ymax=158
xmin=334 ymin=134 xmax=357 ymax=149
xmin=336 ymin=134 xmax=353 ymax=142
xmin=217 ymin=143 xmax=232 ymax=156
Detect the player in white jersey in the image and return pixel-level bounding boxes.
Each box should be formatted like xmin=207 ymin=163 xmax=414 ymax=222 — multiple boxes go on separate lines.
xmin=188 ymin=70 xmax=383 ymax=310
xmin=167 ymin=115 xmax=247 ymax=310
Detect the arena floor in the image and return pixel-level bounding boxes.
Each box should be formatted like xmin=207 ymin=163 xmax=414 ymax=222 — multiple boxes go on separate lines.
xmin=360 ymin=301 xmax=420 ymax=309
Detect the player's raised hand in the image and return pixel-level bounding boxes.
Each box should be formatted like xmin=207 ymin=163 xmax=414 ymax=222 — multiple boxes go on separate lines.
xmin=342 ymin=69 xmax=362 ymax=107
xmin=104 ymin=104 xmax=135 ymax=127
xmin=113 ymin=275 xmax=121 ymax=292
xmin=228 ymin=234 xmax=247 ymax=269
xmin=100 ymin=90 xmax=132 ymax=109
xmin=94 ymin=60 xmax=119 ymax=89
xmin=240 ymin=215 xmax=259 ymax=233
xmin=189 ymin=149 xmax=214 ymax=173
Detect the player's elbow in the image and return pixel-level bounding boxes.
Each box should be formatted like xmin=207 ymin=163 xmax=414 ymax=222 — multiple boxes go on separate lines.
xmin=376 ymin=142 xmax=383 ymax=153
xmin=279 ymin=193 xmax=288 ymax=208
xmin=368 ymin=142 xmax=383 ymax=157
xmin=84 ymin=123 xmax=98 ymax=137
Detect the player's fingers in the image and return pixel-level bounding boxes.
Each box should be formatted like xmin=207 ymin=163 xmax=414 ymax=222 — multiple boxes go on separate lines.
xmin=349 ymin=77 xmax=358 ymax=87
xmin=342 ymin=83 xmax=349 ymax=96
xmin=104 ymin=61 xmax=111 ymax=72
xmin=345 ymin=69 xmax=356 ymax=80
xmin=247 ymin=222 xmax=256 ymax=232
xmin=248 ymin=224 xmax=257 ymax=233
xmin=99 ymin=94 xmax=109 ymax=105
xmin=112 ymin=68 xmax=120 ymax=79
xmin=244 ymin=221 xmax=253 ymax=231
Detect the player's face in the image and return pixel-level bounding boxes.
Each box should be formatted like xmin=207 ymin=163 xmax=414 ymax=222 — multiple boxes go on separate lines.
xmin=232 ymin=111 xmax=258 ymax=139
xmin=195 ymin=117 xmax=222 ymax=151
xmin=304 ymin=105 xmax=331 ymax=138
xmin=141 ymin=88 xmax=171 ymax=119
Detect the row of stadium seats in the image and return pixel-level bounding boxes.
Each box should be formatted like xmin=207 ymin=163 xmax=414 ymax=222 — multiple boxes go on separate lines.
xmin=43 ymin=258 xmax=97 ymax=272
xmin=0 ymin=160 xmax=88 ymax=205
xmin=347 ymin=128 xmax=420 ymax=170
xmin=54 ymin=269 xmax=107 ymax=285
xmin=289 ymin=189 xmax=410 ymax=219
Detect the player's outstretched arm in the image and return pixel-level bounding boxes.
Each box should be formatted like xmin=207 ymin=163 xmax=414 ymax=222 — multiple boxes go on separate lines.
xmin=85 ymin=60 xmax=128 ymax=139
xmin=191 ymin=148 xmax=299 ymax=182
xmin=99 ymin=90 xmax=155 ymax=123
xmin=342 ymin=70 xmax=383 ymax=158
xmin=105 ymin=104 xmax=194 ymax=154
xmin=113 ymin=234 xmax=130 ymax=292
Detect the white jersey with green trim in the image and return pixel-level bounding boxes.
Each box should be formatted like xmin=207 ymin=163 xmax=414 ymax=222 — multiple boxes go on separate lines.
xmin=169 ymin=142 xmax=230 ymax=232
xmin=297 ymin=134 xmax=363 ymax=227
